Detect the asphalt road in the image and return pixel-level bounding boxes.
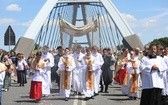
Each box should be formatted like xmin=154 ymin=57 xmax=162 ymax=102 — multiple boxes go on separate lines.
xmin=2 ymin=77 xmax=140 ymax=105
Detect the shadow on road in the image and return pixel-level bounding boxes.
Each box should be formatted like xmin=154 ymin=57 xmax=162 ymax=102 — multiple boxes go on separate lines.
xmin=20 ymin=95 xmax=29 ymax=98
xmin=109 ymin=86 xmax=121 ymax=88
xmin=50 ymin=88 xmax=59 ymax=93
xmin=101 ymin=93 xmax=127 ymax=97
xmin=15 ymin=100 xmax=38 ymax=103
xmin=42 ymin=97 xmax=84 ymax=101
xmin=108 ymin=98 xmax=130 ymax=101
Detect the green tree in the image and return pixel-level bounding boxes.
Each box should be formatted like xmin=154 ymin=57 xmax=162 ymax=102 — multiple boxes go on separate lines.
xmin=150 ymin=37 xmax=168 ymax=48
xmin=116 ymin=44 xmax=124 ymax=50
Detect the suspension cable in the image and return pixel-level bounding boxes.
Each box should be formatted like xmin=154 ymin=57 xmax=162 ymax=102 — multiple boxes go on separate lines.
xmin=95 ymin=3 xmax=108 ymax=48
xmin=91 ymin=4 xmax=106 ymax=47
xmin=47 ymin=4 xmax=58 ymax=48
xmin=53 ymin=3 xmax=65 ymax=48
xmin=99 ymin=3 xmax=112 ymax=48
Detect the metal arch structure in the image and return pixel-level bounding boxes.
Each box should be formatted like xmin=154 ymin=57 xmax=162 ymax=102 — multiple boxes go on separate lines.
xmin=14 ymin=0 xmax=143 ymax=57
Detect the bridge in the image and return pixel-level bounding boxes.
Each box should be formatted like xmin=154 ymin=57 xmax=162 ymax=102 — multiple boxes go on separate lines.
xmin=14 ymin=0 xmax=143 ymax=57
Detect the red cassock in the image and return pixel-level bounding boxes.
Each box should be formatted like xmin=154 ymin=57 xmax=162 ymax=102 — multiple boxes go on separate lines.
xmin=29 ymin=81 xmax=42 ymax=100
xmin=114 ymin=66 xmax=127 ymax=85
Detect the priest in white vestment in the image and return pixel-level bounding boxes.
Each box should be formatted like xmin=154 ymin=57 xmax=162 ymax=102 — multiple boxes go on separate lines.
xmin=82 ymin=48 xmax=99 ymax=100
xmin=72 ymin=45 xmax=85 ymax=95
xmin=161 ymin=51 xmax=168 ymax=105
xmin=126 ymin=51 xmax=140 ymax=100
xmin=58 ymin=48 xmax=76 ymax=101
xmin=41 ymin=45 xmax=54 ymax=96
xmin=91 ymin=46 xmax=104 ymax=95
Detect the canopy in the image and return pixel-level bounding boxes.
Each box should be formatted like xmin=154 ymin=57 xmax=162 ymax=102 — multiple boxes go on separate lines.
xmin=60 ymin=19 xmax=98 ymax=37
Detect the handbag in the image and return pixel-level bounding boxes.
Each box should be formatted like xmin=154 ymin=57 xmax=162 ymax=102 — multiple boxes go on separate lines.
xmin=23 ymin=63 xmax=29 ymax=70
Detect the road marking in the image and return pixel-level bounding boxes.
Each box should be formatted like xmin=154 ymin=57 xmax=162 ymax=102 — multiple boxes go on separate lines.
xmin=81 ymin=96 xmax=86 ymax=105
xmin=73 ymin=95 xmax=79 ymax=105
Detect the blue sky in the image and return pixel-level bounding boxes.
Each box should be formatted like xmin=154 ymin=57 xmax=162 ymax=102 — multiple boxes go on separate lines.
xmin=0 ymin=0 xmax=168 ymax=51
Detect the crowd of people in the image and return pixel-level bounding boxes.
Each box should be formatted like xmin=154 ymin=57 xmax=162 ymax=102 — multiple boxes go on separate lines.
xmin=114 ymin=44 xmax=168 ymax=105
xmin=0 ymin=50 xmax=29 ymax=105
xmin=0 ymin=44 xmax=168 ymax=105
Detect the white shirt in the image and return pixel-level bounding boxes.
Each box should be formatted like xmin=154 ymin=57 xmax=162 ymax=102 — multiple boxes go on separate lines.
xmin=0 ymin=71 xmax=5 ymax=85
xmin=162 ymin=56 xmax=168 ymax=95
xmin=126 ymin=59 xmax=140 ymax=74
xmin=58 ymin=55 xmax=76 ymax=71
xmin=73 ymin=52 xmax=85 ymax=70
xmin=140 ymin=56 xmax=167 ymax=89
xmin=17 ymin=59 xmax=28 ymax=70
xmin=81 ymin=55 xmax=99 ymax=71
xmin=92 ymin=52 xmax=104 ymax=70
xmin=41 ymin=52 xmax=54 ymax=69
xmin=31 ymin=70 xmax=44 ymax=82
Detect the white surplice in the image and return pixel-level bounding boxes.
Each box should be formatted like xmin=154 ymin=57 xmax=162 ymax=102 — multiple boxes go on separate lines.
xmin=58 ymin=55 xmax=76 ymax=98
xmin=92 ymin=52 xmax=104 ymax=94
xmin=41 ymin=52 xmax=54 ymax=95
xmin=0 ymin=71 xmax=5 ymax=98
xmin=72 ymin=52 xmax=85 ymax=93
xmin=140 ymin=56 xmax=167 ymax=90
xmin=162 ymin=56 xmax=168 ymax=96
xmin=81 ymin=55 xmax=99 ymax=97
xmin=126 ymin=59 xmax=140 ymax=98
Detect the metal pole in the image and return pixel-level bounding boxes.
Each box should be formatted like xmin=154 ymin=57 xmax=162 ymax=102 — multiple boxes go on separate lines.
xmin=58 ymin=13 xmax=63 ymax=47
xmin=98 ymin=13 xmax=101 ymax=49
xmin=92 ymin=17 xmax=94 ymax=46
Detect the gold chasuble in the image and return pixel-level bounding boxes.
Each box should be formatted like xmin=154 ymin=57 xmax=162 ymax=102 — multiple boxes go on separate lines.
xmin=31 ymin=59 xmax=45 ymax=71
xmin=129 ymin=60 xmax=139 ymax=93
xmin=84 ymin=56 xmax=95 ymax=90
xmin=61 ymin=56 xmax=72 ymax=90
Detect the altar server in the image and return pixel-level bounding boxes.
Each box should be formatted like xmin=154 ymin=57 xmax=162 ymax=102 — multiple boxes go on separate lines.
xmin=41 ymin=45 xmax=54 ymax=96
xmin=29 ymin=52 xmax=46 ymax=102
xmin=140 ymin=44 xmax=167 ymax=105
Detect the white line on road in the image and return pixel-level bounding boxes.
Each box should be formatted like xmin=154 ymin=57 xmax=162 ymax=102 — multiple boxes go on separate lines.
xmin=73 ymin=95 xmax=79 ymax=105
xmin=81 ymin=96 xmax=86 ymax=105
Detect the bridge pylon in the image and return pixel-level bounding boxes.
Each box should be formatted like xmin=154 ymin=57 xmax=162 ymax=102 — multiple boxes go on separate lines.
xmin=14 ymin=0 xmax=143 ymax=58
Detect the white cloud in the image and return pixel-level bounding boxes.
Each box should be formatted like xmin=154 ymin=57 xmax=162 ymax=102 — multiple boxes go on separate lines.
xmin=0 ymin=18 xmax=33 ymax=27
xmin=121 ymin=13 xmax=137 ymax=22
xmin=121 ymin=12 xmax=168 ymax=29
xmin=140 ymin=12 xmax=168 ymax=28
xmin=165 ymin=26 xmax=168 ymax=32
xmin=118 ymin=11 xmax=168 ymax=42
xmin=152 ymin=12 xmax=168 ymax=19
xmin=6 ymin=4 xmax=22 ymax=12
xmin=121 ymin=13 xmax=137 ymax=28
xmin=137 ymin=33 xmax=143 ymax=37
xmin=0 ymin=18 xmax=16 ymax=25
xmin=19 ymin=20 xmax=33 ymax=27
xmin=141 ymin=19 xmax=157 ymax=28
xmin=155 ymin=33 xmax=163 ymax=37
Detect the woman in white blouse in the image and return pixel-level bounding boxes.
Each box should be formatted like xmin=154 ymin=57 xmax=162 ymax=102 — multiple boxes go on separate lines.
xmin=16 ymin=53 xmax=28 ymax=86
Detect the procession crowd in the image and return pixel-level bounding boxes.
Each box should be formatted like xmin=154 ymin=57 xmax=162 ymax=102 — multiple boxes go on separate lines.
xmin=0 ymin=44 xmax=168 ymax=105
